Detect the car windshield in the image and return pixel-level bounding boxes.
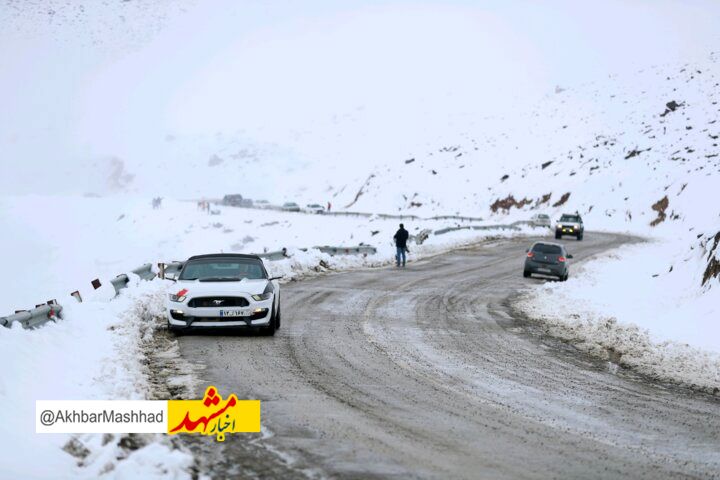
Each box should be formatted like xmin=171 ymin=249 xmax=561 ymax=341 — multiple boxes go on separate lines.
xmin=560 ymin=215 xmax=580 ymax=222
xmin=179 ymin=258 xmax=267 ymax=281
xmin=532 ymin=244 xmax=562 ymax=254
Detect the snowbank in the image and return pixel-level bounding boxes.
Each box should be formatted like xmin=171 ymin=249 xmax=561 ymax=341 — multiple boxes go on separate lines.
xmin=516 ymin=238 xmax=720 ymax=393
xmin=0 ymin=278 xmax=194 ymax=479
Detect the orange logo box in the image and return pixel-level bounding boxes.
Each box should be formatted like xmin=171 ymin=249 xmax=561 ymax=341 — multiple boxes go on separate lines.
xmin=167 ymin=386 xmax=260 ymax=441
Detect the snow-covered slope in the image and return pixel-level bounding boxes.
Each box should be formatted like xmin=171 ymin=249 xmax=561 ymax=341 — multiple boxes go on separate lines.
xmin=335 ymin=54 xmax=720 ymax=223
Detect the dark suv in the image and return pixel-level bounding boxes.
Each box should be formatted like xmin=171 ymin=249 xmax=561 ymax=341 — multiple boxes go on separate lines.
xmin=523 ymin=242 xmax=573 ymax=281
xmin=555 ymin=213 xmax=584 ymax=240
xmin=222 ymin=194 xmax=244 ymax=207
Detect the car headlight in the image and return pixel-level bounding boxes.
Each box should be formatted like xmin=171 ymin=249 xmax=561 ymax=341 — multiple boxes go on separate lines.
xmin=574 ymin=224 xmax=580 ymax=229
xmin=252 ymin=282 xmax=274 ymax=301
xmin=252 ymin=292 xmax=273 ymax=301
xmin=169 ymin=288 xmax=188 ymax=302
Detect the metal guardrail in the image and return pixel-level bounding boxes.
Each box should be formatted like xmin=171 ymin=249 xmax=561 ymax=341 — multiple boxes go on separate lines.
xmin=315 ymin=245 xmax=378 ymax=256
xmin=131 ymin=263 xmax=156 ymax=281
xmin=428 ymin=215 xmax=485 ymax=222
xmin=216 ymin=201 xmax=486 ymax=223
xmin=433 ymin=220 xmax=536 ymax=236
xmin=160 ymin=261 xmax=185 ymax=279
xmin=108 ymin=264 xmax=156 ymax=295
xmin=0 ymin=304 xmax=63 ymax=329
xmin=257 ymin=250 xmax=289 ymax=261
xmin=434 ymin=226 xmax=470 ymax=235
xmin=410 ymin=229 xmax=432 ymax=245
xmin=1 ymin=262 xmax=157 ymax=330
xmin=322 ymin=211 xmax=483 ymax=222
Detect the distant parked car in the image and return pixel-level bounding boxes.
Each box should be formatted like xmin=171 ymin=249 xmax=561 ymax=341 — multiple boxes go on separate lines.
xmin=523 ymin=242 xmax=573 ymax=281
xmin=222 ymin=194 xmax=244 ymax=207
xmin=239 ymin=198 xmax=254 ymax=208
xmin=255 ymin=199 xmax=271 ymax=209
xmin=555 ymin=213 xmax=584 ymax=240
xmin=281 ymin=202 xmax=301 ymax=212
xmin=530 ymin=213 xmax=551 ymax=227
xmin=305 ymin=203 xmax=325 ymax=214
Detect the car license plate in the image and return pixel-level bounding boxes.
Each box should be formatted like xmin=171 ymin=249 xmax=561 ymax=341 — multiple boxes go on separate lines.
xmin=219 ymin=310 xmax=247 ymax=317
xmin=537 ymin=268 xmax=551 ymax=273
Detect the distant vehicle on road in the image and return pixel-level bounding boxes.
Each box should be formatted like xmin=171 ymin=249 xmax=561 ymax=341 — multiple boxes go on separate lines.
xmin=523 ymin=242 xmax=573 ymax=281
xmin=222 ymin=194 xmax=244 ymax=207
xmin=305 ymin=203 xmax=326 ymax=214
xmin=166 ymin=254 xmax=281 ymax=335
xmin=555 ymin=213 xmax=584 ymax=240
xmin=255 ymin=199 xmax=271 ymax=209
xmin=530 ymin=213 xmax=551 ymax=227
xmin=282 ymin=202 xmax=301 ymax=212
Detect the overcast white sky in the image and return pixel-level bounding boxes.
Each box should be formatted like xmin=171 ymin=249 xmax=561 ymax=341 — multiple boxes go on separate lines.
xmin=1 ymin=0 xmax=718 ymax=194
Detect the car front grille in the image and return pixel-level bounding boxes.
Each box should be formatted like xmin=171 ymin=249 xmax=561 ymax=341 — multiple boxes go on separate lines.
xmin=188 ymin=296 xmax=249 ymax=308
xmin=193 ymin=310 xmax=269 ymax=323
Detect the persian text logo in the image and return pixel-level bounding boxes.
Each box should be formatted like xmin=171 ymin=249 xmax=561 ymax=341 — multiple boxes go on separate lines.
xmin=168 ymin=386 xmax=261 ymax=441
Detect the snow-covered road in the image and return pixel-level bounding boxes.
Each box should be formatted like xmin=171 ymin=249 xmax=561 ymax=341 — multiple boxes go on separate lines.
xmin=173 ymin=232 xmax=720 ymax=479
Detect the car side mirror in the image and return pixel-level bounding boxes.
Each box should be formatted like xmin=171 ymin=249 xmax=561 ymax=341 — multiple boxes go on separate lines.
xmin=567 ymin=254 xmax=574 ymax=259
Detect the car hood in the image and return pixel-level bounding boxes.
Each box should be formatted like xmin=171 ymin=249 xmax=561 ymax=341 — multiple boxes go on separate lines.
xmin=170 ymin=279 xmax=269 ymax=296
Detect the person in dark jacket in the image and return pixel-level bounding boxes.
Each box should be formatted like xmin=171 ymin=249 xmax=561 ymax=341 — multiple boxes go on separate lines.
xmin=393 ymin=224 xmax=409 ymax=267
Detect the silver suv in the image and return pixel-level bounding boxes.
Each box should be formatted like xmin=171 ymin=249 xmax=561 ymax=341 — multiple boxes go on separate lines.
xmin=555 ymin=213 xmax=584 ymax=240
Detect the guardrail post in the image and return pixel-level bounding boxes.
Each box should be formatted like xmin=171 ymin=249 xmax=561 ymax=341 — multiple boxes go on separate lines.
xmin=71 ymin=291 xmax=82 ymax=303
xmin=130 ymin=263 xmax=156 ymax=281
xmin=110 ymin=274 xmax=130 ymax=294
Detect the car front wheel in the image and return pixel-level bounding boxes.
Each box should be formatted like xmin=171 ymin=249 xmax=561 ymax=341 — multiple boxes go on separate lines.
xmin=555 ymin=231 xmax=562 ymax=239
xmin=260 ymin=307 xmax=277 ymax=336
xmin=523 ymin=270 xmax=531 ymax=278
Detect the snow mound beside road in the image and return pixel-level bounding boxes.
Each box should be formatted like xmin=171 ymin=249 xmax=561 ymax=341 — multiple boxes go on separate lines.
xmin=0 ymin=278 xmax=194 ymax=479
xmin=517 ymin=239 xmax=720 ymax=393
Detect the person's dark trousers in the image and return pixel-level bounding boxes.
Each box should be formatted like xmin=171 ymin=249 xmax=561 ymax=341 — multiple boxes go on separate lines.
xmin=396 ymin=246 xmax=406 ymax=267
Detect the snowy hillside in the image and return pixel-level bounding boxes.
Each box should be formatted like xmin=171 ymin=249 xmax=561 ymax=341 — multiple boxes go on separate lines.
xmin=335 ymin=54 xmax=720 ymax=223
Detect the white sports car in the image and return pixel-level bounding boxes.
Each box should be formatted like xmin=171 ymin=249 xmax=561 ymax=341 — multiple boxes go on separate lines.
xmin=166 ymin=254 xmax=281 ymax=335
